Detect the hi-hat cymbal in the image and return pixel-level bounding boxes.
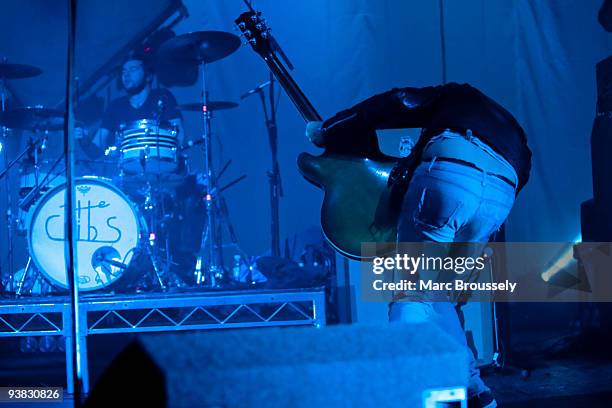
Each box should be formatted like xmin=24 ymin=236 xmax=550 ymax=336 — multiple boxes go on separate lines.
xmin=0 ymin=106 xmax=64 ymax=131
xmin=158 ymin=31 xmax=241 ymax=64
xmin=178 ymin=101 xmax=239 ymax=112
xmin=0 ymin=63 xmax=43 ymax=79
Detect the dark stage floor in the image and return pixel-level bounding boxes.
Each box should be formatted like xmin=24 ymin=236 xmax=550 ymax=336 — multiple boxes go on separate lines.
xmin=485 ymin=354 xmax=612 ymax=407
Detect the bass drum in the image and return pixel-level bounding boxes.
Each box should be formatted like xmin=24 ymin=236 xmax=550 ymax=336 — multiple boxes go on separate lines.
xmin=27 ymin=177 xmax=145 ymax=291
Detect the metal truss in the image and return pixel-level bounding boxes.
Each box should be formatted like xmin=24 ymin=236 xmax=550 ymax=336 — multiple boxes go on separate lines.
xmin=0 ymin=287 xmax=326 ymax=393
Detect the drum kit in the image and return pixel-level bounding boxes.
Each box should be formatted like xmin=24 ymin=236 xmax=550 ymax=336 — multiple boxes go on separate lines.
xmin=0 ymin=30 xmax=252 ymax=297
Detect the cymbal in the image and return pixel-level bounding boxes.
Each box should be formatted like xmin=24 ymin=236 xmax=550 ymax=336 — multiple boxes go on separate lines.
xmin=0 ymin=106 xmax=64 ymax=131
xmin=158 ymin=31 xmax=241 ymax=64
xmin=0 ymin=63 xmax=43 ymax=79
xmin=178 ymin=101 xmax=239 ymax=112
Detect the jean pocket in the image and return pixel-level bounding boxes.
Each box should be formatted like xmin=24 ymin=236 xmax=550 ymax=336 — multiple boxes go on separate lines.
xmin=412 ymin=187 xmax=462 ymax=231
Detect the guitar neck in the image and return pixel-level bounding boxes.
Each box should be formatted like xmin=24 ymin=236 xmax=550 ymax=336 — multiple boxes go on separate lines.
xmin=263 ymin=52 xmax=322 ymax=122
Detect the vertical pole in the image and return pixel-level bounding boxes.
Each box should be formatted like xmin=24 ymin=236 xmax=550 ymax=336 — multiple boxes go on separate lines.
xmin=438 ymin=0 xmax=447 ymax=85
xmin=63 ymin=305 xmax=74 ymax=395
xmin=1 ymin=75 xmax=14 ymax=281
xmin=265 ymin=74 xmax=281 ymax=257
xmin=64 ymin=0 xmax=83 ymax=405
xmin=78 ymin=309 xmax=89 ymax=393
xmin=199 ymin=62 xmax=220 ymax=285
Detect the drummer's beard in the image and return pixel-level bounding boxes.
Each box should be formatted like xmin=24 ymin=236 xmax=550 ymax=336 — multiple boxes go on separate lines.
xmin=124 ymin=79 xmax=147 ymax=96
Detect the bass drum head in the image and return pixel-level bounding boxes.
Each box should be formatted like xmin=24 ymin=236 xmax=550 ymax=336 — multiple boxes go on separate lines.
xmin=27 ymin=177 xmax=142 ymax=291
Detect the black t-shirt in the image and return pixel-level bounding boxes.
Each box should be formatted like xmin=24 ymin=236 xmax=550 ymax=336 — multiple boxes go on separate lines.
xmin=321 ymin=83 xmax=532 ymax=191
xmin=100 ymin=88 xmax=182 ymax=136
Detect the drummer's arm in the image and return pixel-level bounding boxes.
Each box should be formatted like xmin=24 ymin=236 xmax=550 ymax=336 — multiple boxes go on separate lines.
xmin=76 ymin=126 xmax=107 ymax=158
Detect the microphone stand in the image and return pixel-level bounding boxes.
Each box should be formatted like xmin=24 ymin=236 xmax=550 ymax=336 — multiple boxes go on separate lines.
xmin=257 ymin=73 xmax=283 ymax=257
xmin=64 ymin=0 xmax=84 ymax=404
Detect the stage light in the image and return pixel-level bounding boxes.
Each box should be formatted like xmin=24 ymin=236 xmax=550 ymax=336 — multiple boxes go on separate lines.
xmin=541 ymin=234 xmax=582 ymax=282
xmin=0 ymin=140 xmax=3 ymax=153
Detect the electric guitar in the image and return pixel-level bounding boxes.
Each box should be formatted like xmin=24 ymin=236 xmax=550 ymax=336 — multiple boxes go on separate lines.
xmin=235 ymin=10 xmax=403 ymax=260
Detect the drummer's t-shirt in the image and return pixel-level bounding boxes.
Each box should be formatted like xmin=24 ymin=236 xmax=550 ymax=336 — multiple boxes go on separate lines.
xmin=100 ymin=87 xmax=182 ymax=137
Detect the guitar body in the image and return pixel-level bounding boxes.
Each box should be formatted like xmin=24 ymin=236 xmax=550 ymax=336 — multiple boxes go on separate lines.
xmin=298 ymin=150 xmax=402 ymax=259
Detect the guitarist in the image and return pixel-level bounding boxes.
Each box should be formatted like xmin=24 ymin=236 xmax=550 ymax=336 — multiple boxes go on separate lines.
xmin=307 ymin=82 xmax=531 ymax=408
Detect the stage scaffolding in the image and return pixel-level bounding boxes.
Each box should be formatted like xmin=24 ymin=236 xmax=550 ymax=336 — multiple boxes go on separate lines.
xmin=0 ymin=287 xmax=326 ymax=393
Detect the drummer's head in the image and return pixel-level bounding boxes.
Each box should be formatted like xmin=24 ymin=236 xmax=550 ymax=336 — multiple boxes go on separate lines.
xmin=120 ymin=56 xmax=153 ymax=95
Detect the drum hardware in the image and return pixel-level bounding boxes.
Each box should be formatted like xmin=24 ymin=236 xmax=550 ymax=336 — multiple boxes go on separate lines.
xmin=143 ymin=237 xmax=167 ymax=290
xmin=15 ymin=258 xmax=31 ymax=296
xmin=241 ymin=74 xmax=283 ymax=257
xmin=18 ymin=154 xmax=66 ymax=209
xmin=0 ymin=132 xmax=53 ymax=277
xmin=15 ymin=257 xmax=33 ymax=296
xmin=0 ymin=50 xmax=255 ymax=293
xmin=159 ymin=31 xmax=241 ymax=287
xmin=0 ymin=61 xmax=43 ymax=80
xmin=115 ymin=115 xmax=184 ymax=290
xmin=157 ymin=31 xmax=241 ymax=65
xmin=27 ymin=177 xmax=144 ymax=292
xmin=0 ymin=59 xmax=42 ymax=282
xmin=138 ymin=181 xmax=170 ymax=290
xmin=177 ymin=100 xmax=239 ymax=112
xmin=118 ymin=119 xmax=181 ymax=175
xmin=0 ymin=106 xmax=65 ymax=132
xmin=0 ymin=105 xmax=67 ymax=255
xmin=9 ymin=258 xmax=54 ymax=297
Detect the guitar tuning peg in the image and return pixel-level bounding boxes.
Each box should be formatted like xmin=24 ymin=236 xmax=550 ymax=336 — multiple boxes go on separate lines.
xmin=261 ymin=32 xmax=268 ymax=39
xmin=249 ymin=38 xmax=257 ymax=45
xmin=250 ymin=14 xmax=257 ymax=21
xmin=243 ymin=30 xmax=252 ymax=38
xmin=238 ymin=22 xmax=246 ymax=30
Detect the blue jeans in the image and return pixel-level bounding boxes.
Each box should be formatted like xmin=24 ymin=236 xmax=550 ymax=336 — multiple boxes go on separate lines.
xmin=390 ymin=152 xmax=516 ymax=397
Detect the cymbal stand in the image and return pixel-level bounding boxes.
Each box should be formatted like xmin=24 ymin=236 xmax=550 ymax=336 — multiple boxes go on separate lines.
xmin=140 ymin=183 xmax=167 ymax=290
xmin=0 ymin=136 xmax=50 ymax=297
xmin=0 ymin=73 xmax=14 ymax=281
xmin=195 ymin=61 xmax=223 ymax=287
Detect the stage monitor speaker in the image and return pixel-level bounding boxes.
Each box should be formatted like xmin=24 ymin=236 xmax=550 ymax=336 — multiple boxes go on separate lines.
xmin=85 ymin=323 xmax=468 ymax=408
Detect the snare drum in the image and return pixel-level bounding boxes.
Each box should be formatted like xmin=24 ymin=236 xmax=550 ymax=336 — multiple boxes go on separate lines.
xmin=27 ymin=177 xmax=145 ymax=291
xmin=118 ymin=119 xmax=180 ymax=175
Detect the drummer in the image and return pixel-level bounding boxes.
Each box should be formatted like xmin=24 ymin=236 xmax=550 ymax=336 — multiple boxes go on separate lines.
xmin=76 ymin=52 xmax=184 ymax=159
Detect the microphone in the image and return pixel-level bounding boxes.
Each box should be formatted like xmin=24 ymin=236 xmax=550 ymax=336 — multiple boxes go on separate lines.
xmin=91 ymin=246 xmax=127 ymax=272
xmin=40 ymin=135 xmax=47 ymax=152
xmin=156 ymin=95 xmax=168 ymax=122
xmin=241 ymin=81 xmax=271 ymax=100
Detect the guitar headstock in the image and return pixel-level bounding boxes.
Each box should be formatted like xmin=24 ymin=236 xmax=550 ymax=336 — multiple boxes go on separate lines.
xmin=235 ymin=11 xmax=271 ymax=56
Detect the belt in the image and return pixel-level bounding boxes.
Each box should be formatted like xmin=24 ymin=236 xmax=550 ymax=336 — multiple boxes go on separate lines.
xmin=422 ymin=157 xmax=517 ymax=189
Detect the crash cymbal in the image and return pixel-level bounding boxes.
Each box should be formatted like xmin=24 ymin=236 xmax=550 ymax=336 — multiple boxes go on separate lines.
xmin=0 ymin=63 xmax=43 ymax=79
xmin=178 ymin=101 xmax=239 ymax=112
xmin=158 ymin=31 xmax=241 ymax=64
xmin=0 ymin=106 xmax=64 ymax=131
